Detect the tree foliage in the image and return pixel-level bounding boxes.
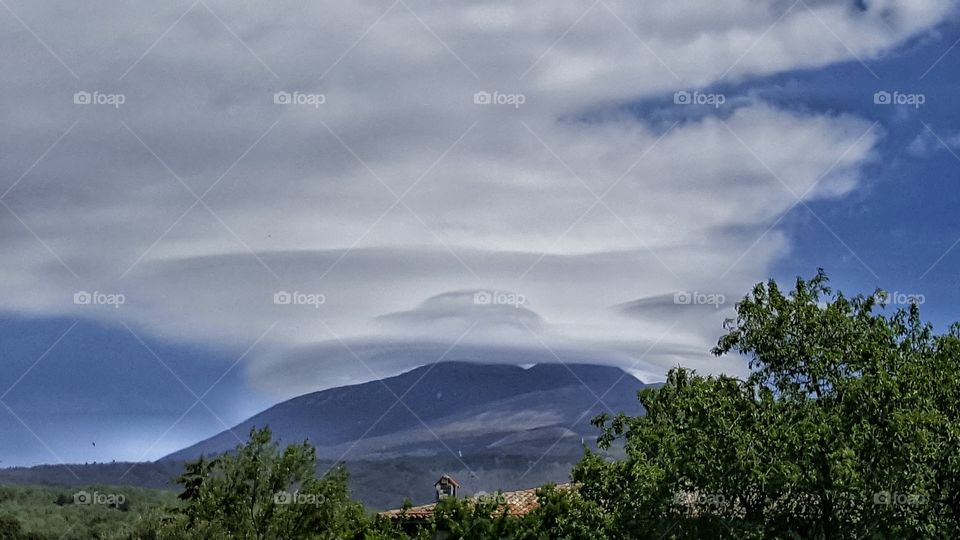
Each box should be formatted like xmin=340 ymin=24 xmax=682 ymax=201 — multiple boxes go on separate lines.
xmin=0 ymin=514 xmax=44 ymax=540
xmin=576 ymin=270 xmax=960 ymax=538
xmin=140 ymin=426 xmax=396 ymax=540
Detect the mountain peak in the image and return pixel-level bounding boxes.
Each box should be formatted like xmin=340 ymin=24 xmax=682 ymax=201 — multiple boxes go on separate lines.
xmin=163 ymin=361 xmax=646 ymax=465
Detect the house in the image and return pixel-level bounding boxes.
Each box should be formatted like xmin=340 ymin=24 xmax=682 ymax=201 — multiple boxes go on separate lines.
xmin=380 ymin=475 xmax=573 ymax=527
xmin=434 ymin=474 xmax=459 ymax=500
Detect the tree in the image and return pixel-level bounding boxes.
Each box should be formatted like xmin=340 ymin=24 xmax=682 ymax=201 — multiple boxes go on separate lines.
xmin=519 ymin=484 xmax=611 ymax=539
xmin=577 ymin=271 xmax=960 ymax=538
xmin=413 ymin=494 xmax=520 ymax=539
xmin=0 ymin=514 xmax=43 ymax=540
xmin=169 ymin=426 xmax=374 ymax=539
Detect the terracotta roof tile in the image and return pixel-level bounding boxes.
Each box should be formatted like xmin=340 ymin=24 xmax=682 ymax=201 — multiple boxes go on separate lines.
xmin=380 ymin=483 xmax=573 ymax=521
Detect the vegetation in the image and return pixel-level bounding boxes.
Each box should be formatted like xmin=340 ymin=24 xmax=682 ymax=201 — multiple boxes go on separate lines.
xmin=4 ymin=272 xmax=959 ymax=538
xmin=123 ymin=427 xmax=399 ymax=539
xmin=575 ymin=270 xmax=960 ymax=538
xmin=0 ymin=483 xmax=176 ymax=540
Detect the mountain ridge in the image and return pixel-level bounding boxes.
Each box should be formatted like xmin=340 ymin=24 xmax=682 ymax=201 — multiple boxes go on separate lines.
xmin=163 ymin=361 xmax=646 ymax=463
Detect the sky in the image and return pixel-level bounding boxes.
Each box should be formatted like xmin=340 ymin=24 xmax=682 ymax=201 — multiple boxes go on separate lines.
xmin=1 ymin=0 xmax=959 ymax=466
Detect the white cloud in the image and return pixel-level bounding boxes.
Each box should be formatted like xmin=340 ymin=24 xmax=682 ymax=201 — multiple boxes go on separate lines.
xmin=907 ymin=126 xmax=960 ymax=157
xmin=0 ymin=0 xmax=953 ymax=398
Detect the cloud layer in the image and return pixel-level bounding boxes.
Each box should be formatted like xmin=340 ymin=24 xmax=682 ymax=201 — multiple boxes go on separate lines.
xmin=0 ymin=0 xmax=954 ymax=399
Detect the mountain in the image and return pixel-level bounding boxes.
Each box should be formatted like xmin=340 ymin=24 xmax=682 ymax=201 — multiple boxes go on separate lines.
xmin=164 ymin=362 xmax=648 ymax=464
xmin=0 ymin=362 xmax=652 ymax=509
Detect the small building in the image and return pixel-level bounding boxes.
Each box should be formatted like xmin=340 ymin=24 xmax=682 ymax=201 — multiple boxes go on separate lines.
xmin=434 ymin=474 xmax=459 ymax=501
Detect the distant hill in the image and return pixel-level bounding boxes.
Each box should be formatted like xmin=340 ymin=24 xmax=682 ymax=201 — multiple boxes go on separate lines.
xmin=1 ymin=362 xmax=652 ymax=509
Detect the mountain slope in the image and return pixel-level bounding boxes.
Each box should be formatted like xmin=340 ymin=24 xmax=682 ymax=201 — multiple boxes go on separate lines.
xmin=164 ymin=362 xmax=648 ymax=463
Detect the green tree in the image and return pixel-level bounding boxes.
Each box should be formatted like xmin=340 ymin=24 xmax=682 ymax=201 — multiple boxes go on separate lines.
xmin=519 ymin=484 xmax=611 ymax=540
xmin=576 ymin=271 xmax=960 ymax=538
xmin=412 ymin=493 xmax=520 ymax=540
xmin=169 ymin=426 xmax=373 ymax=539
xmin=0 ymin=514 xmax=43 ymax=540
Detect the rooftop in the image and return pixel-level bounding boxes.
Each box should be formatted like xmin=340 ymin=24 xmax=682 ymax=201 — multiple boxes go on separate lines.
xmin=380 ymin=483 xmax=573 ymax=521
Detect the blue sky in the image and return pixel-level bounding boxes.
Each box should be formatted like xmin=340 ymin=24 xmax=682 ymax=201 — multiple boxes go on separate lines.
xmin=760 ymin=26 xmax=960 ymax=331
xmin=0 ymin=316 xmax=268 ymax=466
xmin=1 ymin=1 xmax=959 ymax=466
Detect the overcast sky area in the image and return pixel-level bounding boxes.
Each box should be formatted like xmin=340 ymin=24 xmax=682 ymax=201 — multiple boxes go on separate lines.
xmin=1 ymin=0 xmax=960 ymax=466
